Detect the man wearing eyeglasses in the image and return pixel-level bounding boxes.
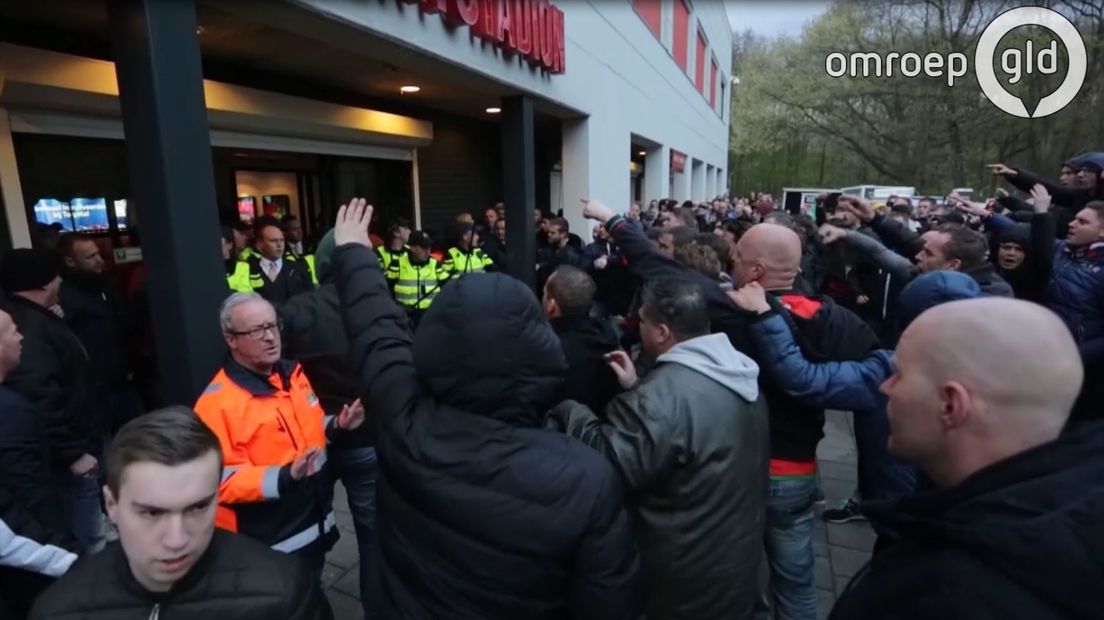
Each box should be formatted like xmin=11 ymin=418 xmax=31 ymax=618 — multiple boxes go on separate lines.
xmin=193 ymin=292 xmax=364 ymax=579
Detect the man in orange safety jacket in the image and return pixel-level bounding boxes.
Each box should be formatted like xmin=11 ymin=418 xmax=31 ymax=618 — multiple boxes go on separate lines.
xmin=194 ymin=292 xmax=364 ymax=578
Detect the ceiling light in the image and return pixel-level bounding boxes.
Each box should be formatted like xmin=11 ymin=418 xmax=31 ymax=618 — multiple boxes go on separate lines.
xmin=485 ymin=107 xmax=502 ymax=114
xmin=638 ymin=150 xmax=646 ymax=156
xmin=400 ymin=85 xmax=421 ymax=94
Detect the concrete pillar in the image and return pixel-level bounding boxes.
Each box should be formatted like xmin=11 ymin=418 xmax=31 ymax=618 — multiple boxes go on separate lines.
xmin=501 ymin=95 xmax=536 ymax=290
xmin=691 ymin=159 xmax=705 ymax=202
xmin=562 ymin=115 xmax=626 ymax=236
xmin=109 ymin=0 xmax=228 ymax=404
xmin=644 ymin=145 xmax=670 ymax=205
xmin=671 ymin=166 xmax=690 ymax=201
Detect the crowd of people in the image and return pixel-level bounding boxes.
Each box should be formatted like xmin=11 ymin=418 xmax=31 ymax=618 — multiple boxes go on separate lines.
xmin=1 ymin=151 xmax=1102 ymax=620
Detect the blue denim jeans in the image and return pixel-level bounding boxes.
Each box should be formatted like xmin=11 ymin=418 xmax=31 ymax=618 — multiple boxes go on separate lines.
xmin=332 ymin=446 xmax=378 ymax=619
xmin=60 ymin=470 xmax=105 ymax=554
xmin=763 ymin=477 xmax=818 ymax=620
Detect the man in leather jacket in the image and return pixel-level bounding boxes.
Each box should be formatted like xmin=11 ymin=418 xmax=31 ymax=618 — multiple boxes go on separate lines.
xmin=30 ymin=407 xmax=331 ymax=620
xmin=550 ymin=278 xmax=769 ymax=620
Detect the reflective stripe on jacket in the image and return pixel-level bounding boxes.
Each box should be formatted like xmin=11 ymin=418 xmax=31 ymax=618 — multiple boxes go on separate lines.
xmin=393 ymin=255 xmax=449 ymax=310
xmin=444 ymin=247 xmax=493 ymax=279
xmin=193 ymin=358 xmax=336 ymax=554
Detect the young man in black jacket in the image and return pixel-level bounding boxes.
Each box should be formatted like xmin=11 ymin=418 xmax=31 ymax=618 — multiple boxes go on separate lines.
xmin=331 ymin=199 xmax=643 ymax=619
xmin=0 ymin=249 xmax=105 ymax=554
xmin=30 ymin=407 xmax=331 ymax=620
xmin=831 ymin=298 xmax=1101 ymax=620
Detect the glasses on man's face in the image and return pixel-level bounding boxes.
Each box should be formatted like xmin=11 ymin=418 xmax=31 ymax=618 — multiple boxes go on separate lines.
xmin=228 ymin=320 xmax=282 ymax=340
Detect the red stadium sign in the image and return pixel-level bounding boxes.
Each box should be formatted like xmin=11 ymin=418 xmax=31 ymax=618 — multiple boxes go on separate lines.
xmin=405 ymin=0 xmax=566 ymax=74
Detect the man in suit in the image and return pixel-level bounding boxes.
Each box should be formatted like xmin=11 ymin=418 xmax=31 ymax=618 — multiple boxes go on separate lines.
xmin=246 ymin=217 xmax=314 ymax=306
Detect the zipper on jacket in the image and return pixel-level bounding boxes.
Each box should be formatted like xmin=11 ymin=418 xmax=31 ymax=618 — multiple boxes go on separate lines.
xmin=274 ymin=408 xmax=301 ymax=451
xmin=148 ymin=604 xmax=161 ymax=620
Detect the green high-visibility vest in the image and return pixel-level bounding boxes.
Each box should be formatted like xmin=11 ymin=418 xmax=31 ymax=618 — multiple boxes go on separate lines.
xmin=393 ymin=255 xmax=449 ymax=310
xmin=443 ymin=247 xmax=494 ymax=280
xmin=226 ymin=261 xmax=253 ymax=293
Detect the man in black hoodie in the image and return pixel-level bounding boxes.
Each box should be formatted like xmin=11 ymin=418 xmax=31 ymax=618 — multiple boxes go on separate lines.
xmin=331 ymin=199 xmax=643 ymax=619
xmin=831 ymin=298 xmax=1102 ymax=620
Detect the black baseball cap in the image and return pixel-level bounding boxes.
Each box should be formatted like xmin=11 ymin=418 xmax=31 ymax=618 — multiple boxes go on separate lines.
xmin=409 ymin=231 xmax=433 ymax=248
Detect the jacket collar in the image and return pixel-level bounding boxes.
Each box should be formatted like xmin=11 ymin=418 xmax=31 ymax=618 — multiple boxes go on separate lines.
xmin=113 ymin=530 xmax=225 ymax=603
xmin=223 ymin=355 xmax=297 ymax=395
xmin=4 ymin=294 xmax=63 ymax=322
xmin=1065 ymin=240 xmax=1104 ymax=262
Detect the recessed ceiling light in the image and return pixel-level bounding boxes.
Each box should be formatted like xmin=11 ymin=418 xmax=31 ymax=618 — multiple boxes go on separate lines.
xmin=195 ymin=25 xmax=206 ymax=35
xmin=400 ymin=85 xmax=420 ymax=94
xmin=638 ymin=150 xmax=646 ymax=156
xmin=485 ymin=107 xmax=502 ymax=114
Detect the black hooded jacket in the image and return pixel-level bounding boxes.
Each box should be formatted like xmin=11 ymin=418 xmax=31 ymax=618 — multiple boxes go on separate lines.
xmin=831 ymin=422 xmax=1104 ymax=620
xmin=333 ymin=244 xmax=643 ymax=619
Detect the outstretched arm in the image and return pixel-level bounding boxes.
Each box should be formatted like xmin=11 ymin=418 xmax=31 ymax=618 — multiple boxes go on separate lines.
xmin=728 ymin=283 xmax=891 ymax=412
xmin=331 ymin=200 xmax=421 ymax=427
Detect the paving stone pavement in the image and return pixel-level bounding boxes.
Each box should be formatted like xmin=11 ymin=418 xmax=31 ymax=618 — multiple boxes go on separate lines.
xmin=322 ymin=411 xmax=873 ymax=619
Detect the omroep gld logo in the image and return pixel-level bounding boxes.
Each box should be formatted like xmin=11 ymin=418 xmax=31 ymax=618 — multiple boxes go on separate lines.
xmin=825 ymin=6 xmax=1087 ymax=119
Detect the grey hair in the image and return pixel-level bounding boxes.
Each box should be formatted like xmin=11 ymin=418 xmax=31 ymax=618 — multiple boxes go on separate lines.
xmin=219 ymin=292 xmax=268 ymax=333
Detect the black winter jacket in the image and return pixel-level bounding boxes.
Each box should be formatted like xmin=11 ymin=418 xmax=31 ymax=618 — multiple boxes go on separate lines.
xmin=0 ymin=385 xmax=77 ymax=615
xmin=831 ymin=422 xmax=1104 ymax=620
xmin=0 ymin=385 xmax=68 ymax=541
xmin=58 ymin=272 xmax=131 ymax=388
xmin=333 ymin=244 xmax=644 ymax=619
xmin=1 ymin=296 xmax=100 ymax=469
xmin=550 ymin=315 xmax=620 ymax=415
xmin=29 ymin=530 xmax=331 ymax=620
xmin=279 ymin=283 xmax=373 ymax=448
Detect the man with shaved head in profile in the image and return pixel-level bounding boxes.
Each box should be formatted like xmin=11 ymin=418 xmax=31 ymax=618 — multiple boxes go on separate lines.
xmin=583 ymin=201 xmax=880 ymax=620
xmin=830 ymin=298 xmax=1104 ymax=620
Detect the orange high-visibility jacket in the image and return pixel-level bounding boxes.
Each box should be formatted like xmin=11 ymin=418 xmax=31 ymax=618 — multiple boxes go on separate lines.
xmin=194 ymin=358 xmax=337 ymax=554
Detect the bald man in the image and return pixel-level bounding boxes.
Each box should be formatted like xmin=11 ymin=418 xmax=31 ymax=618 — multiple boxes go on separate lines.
xmin=830 ymin=298 xmax=1104 ymax=620
xmin=584 ymin=201 xmax=879 ymax=619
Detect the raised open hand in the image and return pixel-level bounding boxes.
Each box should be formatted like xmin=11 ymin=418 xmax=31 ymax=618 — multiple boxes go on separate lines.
xmin=334 ymin=198 xmax=373 ymax=248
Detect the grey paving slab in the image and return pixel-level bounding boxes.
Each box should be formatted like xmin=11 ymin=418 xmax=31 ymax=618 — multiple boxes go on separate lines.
xmin=326 ymin=589 xmax=364 ymax=620
xmin=333 ymin=564 xmax=361 ymax=599
xmin=327 ymin=529 xmax=362 ymax=569
xmin=827 ymin=521 xmax=876 ymax=553
xmin=816 ymin=587 xmax=836 ymax=620
xmin=815 ymin=555 xmax=833 ymax=590
xmin=829 ymin=545 xmax=871 ymax=579
xmin=321 ymin=561 xmax=350 ymax=590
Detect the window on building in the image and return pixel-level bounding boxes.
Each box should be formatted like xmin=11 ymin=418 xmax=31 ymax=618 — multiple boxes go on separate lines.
xmin=719 ymin=76 xmax=727 ymax=119
xmin=632 ymin=0 xmax=662 ymax=38
xmin=710 ymin=56 xmax=719 ymax=107
xmin=673 ymin=0 xmax=689 ymax=72
xmin=695 ymin=28 xmax=708 ymax=93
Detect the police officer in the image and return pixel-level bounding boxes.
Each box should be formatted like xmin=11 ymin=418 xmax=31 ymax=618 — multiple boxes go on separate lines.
xmin=392 ymin=231 xmax=449 ymax=329
xmin=443 ymin=223 xmax=494 ymax=281
xmin=223 ymin=226 xmax=253 ymax=293
xmin=281 ymin=215 xmax=318 ymax=286
xmin=378 ymin=218 xmax=412 ymax=271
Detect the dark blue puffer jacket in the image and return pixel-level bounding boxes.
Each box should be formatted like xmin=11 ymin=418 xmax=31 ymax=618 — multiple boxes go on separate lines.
xmin=1047 ymin=240 xmax=1104 ymax=364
